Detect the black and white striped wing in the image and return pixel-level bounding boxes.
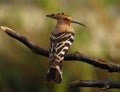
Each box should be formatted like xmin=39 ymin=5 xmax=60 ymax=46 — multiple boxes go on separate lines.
xmin=49 ymin=32 xmax=74 ymax=64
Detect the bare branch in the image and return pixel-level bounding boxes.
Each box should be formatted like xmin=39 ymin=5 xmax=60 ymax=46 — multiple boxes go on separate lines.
xmin=1 ymin=26 xmax=120 ymax=88
xmin=0 ymin=26 xmax=49 ymax=57
xmin=0 ymin=26 xmax=120 ymax=73
xmin=70 ymin=80 xmax=120 ymax=89
xmin=65 ymin=52 xmax=120 ymax=72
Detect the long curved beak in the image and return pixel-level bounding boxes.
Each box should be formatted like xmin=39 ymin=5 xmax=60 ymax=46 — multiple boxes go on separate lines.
xmin=71 ymin=20 xmax=86 ymax=27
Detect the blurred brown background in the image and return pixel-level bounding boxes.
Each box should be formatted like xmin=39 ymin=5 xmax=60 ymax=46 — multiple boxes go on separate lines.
xmin=0 ymin=0 xmax=120 ymax=92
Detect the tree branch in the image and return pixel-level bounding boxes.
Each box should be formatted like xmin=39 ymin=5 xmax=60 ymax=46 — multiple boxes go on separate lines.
xmin=0 ymin=26 xmax=120 ymax=73
xmin=0 ymin=26 xmax=49 ymax=57
xmin=70 ymin=80 xmax=120 ymax=89
xmin=1 ymin=26 xmax=120 ymax=89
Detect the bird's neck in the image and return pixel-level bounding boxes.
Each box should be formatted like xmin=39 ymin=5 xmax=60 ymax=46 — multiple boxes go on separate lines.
xmin=56 ymin=22 xmax=70 ymax=29
xmin=52 ymin=23 xmax=74 ymax=34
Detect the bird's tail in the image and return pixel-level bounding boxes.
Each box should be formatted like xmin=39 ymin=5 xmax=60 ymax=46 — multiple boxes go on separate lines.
xmin=46 ymin=66 xmax=62 ymax=83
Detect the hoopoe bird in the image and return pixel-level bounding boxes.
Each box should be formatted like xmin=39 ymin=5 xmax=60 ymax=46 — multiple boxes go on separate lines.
xmin=46 ymin=13 xmax=85 ymax=83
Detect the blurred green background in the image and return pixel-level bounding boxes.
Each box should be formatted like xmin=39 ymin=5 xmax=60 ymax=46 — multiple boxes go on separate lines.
xmin=0 ymin=0 xmax=120 ymax=92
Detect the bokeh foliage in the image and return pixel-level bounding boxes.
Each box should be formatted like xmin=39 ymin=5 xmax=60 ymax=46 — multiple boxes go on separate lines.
xmin=0 ymin=0 xmax=120 ymax=92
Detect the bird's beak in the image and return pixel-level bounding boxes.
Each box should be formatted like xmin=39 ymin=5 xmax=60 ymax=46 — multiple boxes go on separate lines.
xmin=71 ymin=20 xmax=86 ymax=27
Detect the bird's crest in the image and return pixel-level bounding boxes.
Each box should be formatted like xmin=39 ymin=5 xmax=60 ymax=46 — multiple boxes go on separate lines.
xmin=46 ymin=13 xmax=72 ymax=21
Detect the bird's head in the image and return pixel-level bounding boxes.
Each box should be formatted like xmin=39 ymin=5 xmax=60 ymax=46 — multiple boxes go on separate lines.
xmin=46 ymin=13 xmax=86 ymax=27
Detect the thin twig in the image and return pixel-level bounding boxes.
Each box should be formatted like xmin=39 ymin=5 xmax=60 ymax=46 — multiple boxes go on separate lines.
xmin=70 ymin=80 xmax=120 ymax=89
